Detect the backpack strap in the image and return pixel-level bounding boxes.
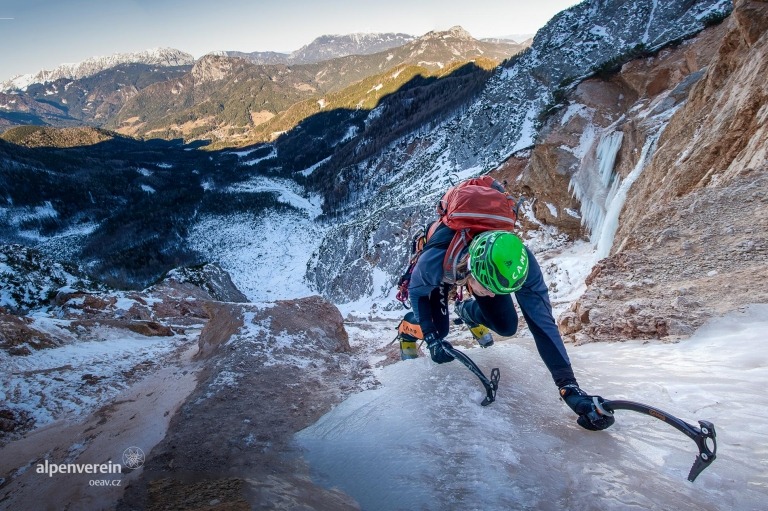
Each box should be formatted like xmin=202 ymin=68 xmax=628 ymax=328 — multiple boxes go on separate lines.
xmin=396 ymin=221 xmax=443 ymax=307
xmin=443 ymin=229 xmax=470 ymax=284
xmin=414 ymin=222 xmax=471 ymax=287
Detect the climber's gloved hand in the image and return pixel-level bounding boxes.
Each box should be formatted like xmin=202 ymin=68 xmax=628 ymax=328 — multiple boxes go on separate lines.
xmin=424 ymin=333 xmax=454 ymax=364
xmin=559 ymin=384 xmax=615 ymax=431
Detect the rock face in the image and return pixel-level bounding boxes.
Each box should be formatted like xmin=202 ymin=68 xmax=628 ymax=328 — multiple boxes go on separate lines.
xmin=190 ymin=54 xmax=235 ymax=84
xmin=0 ymin=308 xmax=59 ymax=354
xmin=153 ymin=263 xmax=249 ymax=303
xmin=501 ymin=21 xmax=727 ymax=241
xmin=521 ymin=0 xmax=768 ymax=342
xmin=309 ymin=204 xmax=425 ymax=304
xmin=118 ymin=295 xmax=363 ymax=510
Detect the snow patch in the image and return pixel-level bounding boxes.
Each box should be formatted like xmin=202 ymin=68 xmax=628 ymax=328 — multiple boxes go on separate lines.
xmin=560 ymin=103 xmax=588 ymax=126
xmin=299 ymin=156 xmax=332 ymax=177
xmin=225 ymin=176 xmax=323 ymax=218
xmin=1 ymin=325 xmax=191 ymax=428
xmin=187 ymin=210 xmax=326 ymax=301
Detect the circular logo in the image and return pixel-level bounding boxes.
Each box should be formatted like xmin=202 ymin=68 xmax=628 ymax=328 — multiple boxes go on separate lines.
xmin=122 ymin=447 xmax=145 ymax=469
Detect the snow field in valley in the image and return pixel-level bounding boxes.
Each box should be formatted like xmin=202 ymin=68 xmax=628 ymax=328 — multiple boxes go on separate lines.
xmin=187 ymin=174 xmax=326 ymax=302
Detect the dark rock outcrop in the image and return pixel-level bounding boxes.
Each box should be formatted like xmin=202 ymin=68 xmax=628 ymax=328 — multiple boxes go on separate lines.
xmin=119 ymin=295 xmax=362 ymax=510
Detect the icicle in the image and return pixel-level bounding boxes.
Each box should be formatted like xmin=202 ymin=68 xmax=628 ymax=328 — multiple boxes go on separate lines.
xmin=596 ymin=131 xmax=624 ymax=188
xmin=567 ymin=128 xmax=623 ymax=245
xmin=595 ymin=131 xmax=661 ymax=259
xmin=569 ymin=131 xmax=624 ymax=244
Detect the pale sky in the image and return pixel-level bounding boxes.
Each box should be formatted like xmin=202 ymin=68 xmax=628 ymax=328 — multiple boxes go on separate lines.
xmin=0 ymin=0 xmax=582 ymax=81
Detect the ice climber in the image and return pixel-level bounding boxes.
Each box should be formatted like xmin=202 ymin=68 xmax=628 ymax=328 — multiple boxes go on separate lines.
xmin=407 ymin=226 xmax=615 ymax=431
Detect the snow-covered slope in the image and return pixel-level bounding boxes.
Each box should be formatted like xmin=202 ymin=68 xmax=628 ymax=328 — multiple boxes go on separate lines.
xmin=0 ymin=244 xmax=100 ymax=311
xmin=186 ymin=174 xmax=326 ymax=301
xmin=1 ymin=48 xmax=194 ymax=91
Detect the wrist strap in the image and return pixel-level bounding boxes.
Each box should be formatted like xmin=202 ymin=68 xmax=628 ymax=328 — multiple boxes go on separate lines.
xmin=559 ymin=384 xmax=584 ymax=397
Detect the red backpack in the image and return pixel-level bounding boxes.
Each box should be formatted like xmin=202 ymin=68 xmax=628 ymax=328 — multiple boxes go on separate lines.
xmin=396 ymin=176 xmax=519 ymax=305
xmin=437 ymin=176 xmax=518 ymax=282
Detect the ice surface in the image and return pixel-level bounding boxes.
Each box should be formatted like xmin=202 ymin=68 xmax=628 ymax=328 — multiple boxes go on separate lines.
xmin=295 ymin=305 xmax=768 ymax=511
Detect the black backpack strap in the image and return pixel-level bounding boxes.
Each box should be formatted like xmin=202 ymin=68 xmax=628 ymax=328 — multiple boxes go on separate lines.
xmin=397 ymin=222 xmax=455 ymax=307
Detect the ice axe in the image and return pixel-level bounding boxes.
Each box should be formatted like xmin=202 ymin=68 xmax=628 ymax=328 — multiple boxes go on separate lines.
xmin=441 ymin=344 xmax=500 ymax=406
xmin=594 ymin=398 xmax=717 ymax=482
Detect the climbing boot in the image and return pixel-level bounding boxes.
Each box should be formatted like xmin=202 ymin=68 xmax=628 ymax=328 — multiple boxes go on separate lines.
xmin=455 ymin=300 xmax=494 ymax=347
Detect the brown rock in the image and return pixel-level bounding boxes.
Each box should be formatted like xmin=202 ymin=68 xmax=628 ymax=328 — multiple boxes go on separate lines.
xmin=0 ymin=311 xmax=60 ymax=351
xmin=197 ymin=302 xmax=244 ymax=357
xmin=547 ymin=4 xmax=768 ymax=342
xmin=124 ymin=321 xmax=174 ymax=337
xmin=733 ymin=0 xmax=768 ymax=46
xmin=69 ymin=318 xmax=174 ymax=337
xmin=557 ymin=311 xmax=580 ymax=336
xmin=82 ymin=295 xmax=117 ymax=312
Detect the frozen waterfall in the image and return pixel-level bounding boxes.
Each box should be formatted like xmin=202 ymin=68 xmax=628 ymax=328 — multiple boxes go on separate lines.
xmin=569 ymin=127 xmax=660 ymax=259
xmin=595 ymin=132 xmax=661 ymax=259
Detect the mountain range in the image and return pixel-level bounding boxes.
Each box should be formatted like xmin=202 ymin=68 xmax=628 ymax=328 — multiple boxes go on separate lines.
xmin=0 ymin=27 xmax=524 ymax=147
xmin=221 ymin=31 xmax=418 ymax=65
xmin=0 ymin=33 xmax=412 ymax=90
xmin=0 ymin=0 xmax=745 ymax=327
xmin=0 ymin=48 xmax=195 ymax=91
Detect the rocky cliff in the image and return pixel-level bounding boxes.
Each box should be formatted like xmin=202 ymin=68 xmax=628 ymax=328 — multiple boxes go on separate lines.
xmin=309 ymin=0 xmax=767 ymax=346
xmin=511 ymin=0 xmax=768 ymax=342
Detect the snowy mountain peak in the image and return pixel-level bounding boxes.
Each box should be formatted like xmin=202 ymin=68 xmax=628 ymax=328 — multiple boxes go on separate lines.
xmin=1 ymin=47 xmax=195 ymax=92
xmin=420 ymin=25 xmax=475 ymax=41
xmin=286 ymin=32 xmax=416 ymax=64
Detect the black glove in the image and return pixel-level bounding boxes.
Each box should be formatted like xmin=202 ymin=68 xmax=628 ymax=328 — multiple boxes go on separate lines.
xmin=559 ymin=384 xmax=615 ymax=431
xmin=424 ymin=333 xmax=454 ymax=364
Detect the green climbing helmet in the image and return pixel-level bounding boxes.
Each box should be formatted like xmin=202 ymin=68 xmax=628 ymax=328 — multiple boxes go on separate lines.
xmin=468 ymin=231 xmax=529 ymax=294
